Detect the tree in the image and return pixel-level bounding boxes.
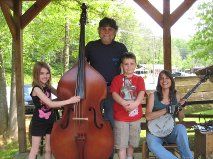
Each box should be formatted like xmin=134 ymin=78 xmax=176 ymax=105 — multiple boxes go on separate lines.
xmin=171 ymin=39 xmax=192 ymax=70
xmin=189 ymin=0 xmax=213 ymax=66
xmin=8 ymin=42 xmax=18 ymax=138
xmin=63 ymin=18 xmax=70 ymax=73
xmin=0 ymin=48 xmax=8 ymax=136
xmin=0 ymin=11 xmax=11 ymax=137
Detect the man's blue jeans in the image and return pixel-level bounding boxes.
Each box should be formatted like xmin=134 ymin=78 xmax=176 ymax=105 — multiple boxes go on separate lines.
xmin=146 ymin=124 xmax=193 ymax=159
xmin=102 ymin=87 xmax=114 ymax=159
xmin=102 ymin=95 xmax=114 ymax=128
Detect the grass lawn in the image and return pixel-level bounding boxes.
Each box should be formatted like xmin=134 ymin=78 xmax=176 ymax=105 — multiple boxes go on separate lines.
xmin=0 ymin=140 xmax=19 ymax=159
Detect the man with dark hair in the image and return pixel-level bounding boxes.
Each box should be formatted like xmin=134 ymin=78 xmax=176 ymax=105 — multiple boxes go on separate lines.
xmin=85 ymin=17 xmax=128 ymax=159
xmin=99 ymin=17 xmax=118 ymax=30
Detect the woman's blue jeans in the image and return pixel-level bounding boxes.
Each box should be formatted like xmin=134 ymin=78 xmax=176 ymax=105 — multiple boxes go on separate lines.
xmin=146 ymin=124 xmax=193 ymax=159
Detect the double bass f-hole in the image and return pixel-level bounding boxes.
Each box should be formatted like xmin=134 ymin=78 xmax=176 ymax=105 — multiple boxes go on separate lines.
xmin=60 ymin=105 xmax=74 ymax=129
xmin=89 ymin=107 xmax=104 ymax=129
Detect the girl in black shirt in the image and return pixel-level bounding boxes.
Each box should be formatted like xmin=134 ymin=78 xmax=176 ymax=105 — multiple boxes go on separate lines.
xmin=28 ymin=62 xmax=80 ymax=159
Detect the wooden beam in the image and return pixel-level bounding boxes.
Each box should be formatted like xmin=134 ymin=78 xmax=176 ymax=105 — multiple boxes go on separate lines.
xmin=163 ymin=0 xmax=171 ymax=71
xmin=0 ymin=0 xmax=14 ymax=10
xmin=13 ymin=0 xmax=27 ymax=153
xmin=170 ymin=0 xmax=197 ymax=26
xmin=0 ymin=1 xmax=16 ymax=38
xmin=0 ymin=0 xmax=51 ymax=152
xmin=21 ymin=0 xmax=51 ymax=29
xmin=134 ymin=0 xmax=163 ymax=28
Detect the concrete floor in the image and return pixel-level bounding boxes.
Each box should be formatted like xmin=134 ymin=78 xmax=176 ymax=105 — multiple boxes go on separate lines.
xmin=14 ymin=153 xmax=142 ymax=159
xmin=114 ymin=153 xmax=142 ymax=159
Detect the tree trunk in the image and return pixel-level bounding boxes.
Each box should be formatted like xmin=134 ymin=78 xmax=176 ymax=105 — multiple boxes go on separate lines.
xmin=0 ymin=48 xmax=8 ymax=136
xmin=63 ymin=19 xmax=70 ymax=73
xmin=8 ymin=42 xmax=18 ymax=139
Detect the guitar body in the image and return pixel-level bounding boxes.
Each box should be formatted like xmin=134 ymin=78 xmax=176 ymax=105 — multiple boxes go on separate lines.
xmin=148 ymin=113 xmax=175 ymax=137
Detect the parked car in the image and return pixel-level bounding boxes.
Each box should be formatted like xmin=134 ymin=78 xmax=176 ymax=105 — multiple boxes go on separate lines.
xmin=172 ymin=72 xmax=181 ymax=77
xmin=134 ymin=68 xmax=149 ymax=78
xmin=6 ymin=84 xmax=34 ymax=114
xmin=7 ymin=84 xmax=57 ymax=114
xmin=24 ymin=84 xmax=34 ymax=114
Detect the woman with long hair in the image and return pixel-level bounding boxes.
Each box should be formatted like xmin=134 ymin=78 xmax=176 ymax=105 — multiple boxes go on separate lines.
xmin=145 ymin=70 xmax=193 ymax=159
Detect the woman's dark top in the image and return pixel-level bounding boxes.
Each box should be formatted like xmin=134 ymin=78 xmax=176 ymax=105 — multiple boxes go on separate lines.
xmin=153 ymin=91 xmax=178 ymax=112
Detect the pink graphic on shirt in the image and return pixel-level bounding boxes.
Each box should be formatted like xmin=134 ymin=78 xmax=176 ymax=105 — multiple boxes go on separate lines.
xmin=38 ymin=88 xmax=52 ymax=119
xmin=38 ymin=109 xmax=51 ymax=119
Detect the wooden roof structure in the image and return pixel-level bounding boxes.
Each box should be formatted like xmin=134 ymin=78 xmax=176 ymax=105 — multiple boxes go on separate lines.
xmin=0 ymin=0 xmax=197 ymax=152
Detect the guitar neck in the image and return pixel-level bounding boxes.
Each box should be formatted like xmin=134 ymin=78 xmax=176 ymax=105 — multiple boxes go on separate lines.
xmin=177 ymin=75 xmax=208 ymax=108
xmin=182 ymin=80 xmax=203 ymax=100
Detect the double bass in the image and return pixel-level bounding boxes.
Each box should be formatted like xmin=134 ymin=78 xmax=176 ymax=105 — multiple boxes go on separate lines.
xmin=50 ymin=3 xmax=114 ymax=159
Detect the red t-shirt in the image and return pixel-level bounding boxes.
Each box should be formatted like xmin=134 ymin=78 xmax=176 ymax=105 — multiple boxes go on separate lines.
xmin=110 ymin=74 xmax=145 ymax=122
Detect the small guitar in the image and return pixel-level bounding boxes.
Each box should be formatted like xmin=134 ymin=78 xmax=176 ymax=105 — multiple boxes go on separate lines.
xmin=148 ymin=74 xmax=209 ymax=137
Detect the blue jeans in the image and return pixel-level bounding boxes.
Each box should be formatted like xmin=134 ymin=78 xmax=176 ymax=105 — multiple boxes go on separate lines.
xmin=146 ymin=124 xmax=193 ymax=159
xmin=102 ymin=87 xmax=114 ymax=159
xmin=102 ymin=94 xmax=114 ymax=128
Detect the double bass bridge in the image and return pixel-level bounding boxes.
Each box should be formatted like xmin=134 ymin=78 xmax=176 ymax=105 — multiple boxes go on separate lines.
xmin=72 ymin=117 xmax=89 ymax=121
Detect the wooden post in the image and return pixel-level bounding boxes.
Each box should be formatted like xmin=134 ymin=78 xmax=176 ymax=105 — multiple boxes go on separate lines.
xmin=163 ymin=0 xmax=171 ymax=71
xmin=1 ymin=0 xmax=51 ymax=152
xmin=134 ymin=0 xmax=197 ymax=71
xmin=13 ymin=0 xmax=26 ymax=152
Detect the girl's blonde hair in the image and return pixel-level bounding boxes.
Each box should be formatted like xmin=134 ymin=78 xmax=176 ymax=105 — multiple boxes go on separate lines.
xmin=32 ymin=61 xmax=51 ymax=89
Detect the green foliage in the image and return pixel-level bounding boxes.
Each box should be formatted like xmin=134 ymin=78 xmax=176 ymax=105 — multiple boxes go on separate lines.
xmin=1 ymin=0 xmax=156 ymax=85
xmin=2 ymin=0 xmax=211 ymax=85
xmin=181 ymin=54 xmax=196 ymax=70
xmin=0 ymin=140 xmax=19 ymax=159
xmin=172 ymin=39 xmax=192 ymax=70
xmin=23 ymin=2 xmax=77 ymax=76
xmin=0 ymin=12 xmax=12 ymax=85
xmin=189 ymin=0 xmax=213 ymax=65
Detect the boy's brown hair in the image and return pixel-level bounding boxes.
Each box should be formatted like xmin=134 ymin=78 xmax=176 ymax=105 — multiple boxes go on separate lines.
xmin=121 ymin=52 xmax=136 ymax=63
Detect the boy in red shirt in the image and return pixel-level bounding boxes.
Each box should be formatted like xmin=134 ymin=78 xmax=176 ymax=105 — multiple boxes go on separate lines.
xmin=110 ymin=52 xmax=146 ymax=159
